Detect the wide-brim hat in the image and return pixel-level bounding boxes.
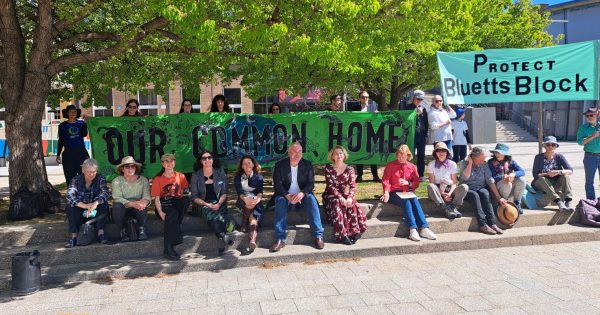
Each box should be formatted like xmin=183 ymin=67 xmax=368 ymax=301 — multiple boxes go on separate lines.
xmin=413 ymin=89 xmax=425 ymax=100
xmin=542 ymin=136 xmax=559 ymax=148
xmin=116 ymin=156 xmax=142 ymax=172
xmin=62 ymin=105 xmax=81 ymax=118
xmin=433 ymin=142 xmax=450 ymax=156
xmin=583 ymin=107 xmax=598 ymax=115
xmin=490 ymin=143 xmax=511 ymax=156
xmin=497 ymin=201 xmax=520 ymax=226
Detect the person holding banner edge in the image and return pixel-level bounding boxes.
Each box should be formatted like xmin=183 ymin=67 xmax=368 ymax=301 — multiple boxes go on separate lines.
xmin=403 ymin=90 xmax=429 ymax=180
xmin=577 ymin=107 xmax=600 ymax=200
xmin=56 ymin=104 xmax=90 ymax=186
xmin=355 ymin=90 xmax=381 ymax=182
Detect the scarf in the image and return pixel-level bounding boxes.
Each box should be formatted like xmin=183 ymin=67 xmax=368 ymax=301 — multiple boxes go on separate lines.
xmin=434 ymin=158 xmax=451 ymax=169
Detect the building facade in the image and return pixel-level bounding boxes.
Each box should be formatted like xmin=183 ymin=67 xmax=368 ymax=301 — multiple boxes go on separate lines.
xmin=506 ymin=0 xmax=600 ymax=140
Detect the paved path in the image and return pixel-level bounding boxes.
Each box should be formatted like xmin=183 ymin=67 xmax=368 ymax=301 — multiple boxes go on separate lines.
xmin=2 ymin=241 xmax=600 ymax=314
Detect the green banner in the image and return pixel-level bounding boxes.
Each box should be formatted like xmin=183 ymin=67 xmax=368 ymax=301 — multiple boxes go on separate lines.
xmin=87 ymin=111 xmax=415 ymax=179
xmin=437 ymin=40 xmax=599 ymax=104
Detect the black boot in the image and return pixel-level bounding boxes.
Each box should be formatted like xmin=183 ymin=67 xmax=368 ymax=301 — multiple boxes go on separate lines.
xmin=163 ymin=241 xmax=179 ymax=261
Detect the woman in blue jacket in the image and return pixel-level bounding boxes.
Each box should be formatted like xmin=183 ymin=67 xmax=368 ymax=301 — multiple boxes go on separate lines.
xmin=234 ymin=155 xmax=264 ymax=252
xmin=487 ymin=143 xmax=526 ymax=214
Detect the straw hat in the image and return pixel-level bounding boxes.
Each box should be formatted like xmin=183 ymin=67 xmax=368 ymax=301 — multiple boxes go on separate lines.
xmin=497 ymin=201 xmax=520 ymax=226
xmin=116 ymin=156 xmax=142 ymax=173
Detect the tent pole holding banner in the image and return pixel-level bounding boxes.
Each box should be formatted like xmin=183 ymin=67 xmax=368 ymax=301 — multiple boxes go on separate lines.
xmin=538 ymin=102 xmax=543 ymax=154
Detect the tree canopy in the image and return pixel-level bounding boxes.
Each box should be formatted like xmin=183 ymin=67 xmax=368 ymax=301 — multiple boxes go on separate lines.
xmin=0 ymin=0 xmax=553 ymax=194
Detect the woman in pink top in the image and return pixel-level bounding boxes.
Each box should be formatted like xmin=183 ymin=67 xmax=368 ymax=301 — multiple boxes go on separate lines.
xmin=381 ymin=145 xmax=436 ymax=242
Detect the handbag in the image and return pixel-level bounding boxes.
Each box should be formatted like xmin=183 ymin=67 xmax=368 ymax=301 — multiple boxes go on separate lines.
xmin=126 ymin=218 xmax=139 ymax=241
xmin=77 ymin=213 xmax=106 ymax=246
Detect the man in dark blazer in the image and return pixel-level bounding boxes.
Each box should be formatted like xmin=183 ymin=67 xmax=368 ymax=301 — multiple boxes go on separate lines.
xmin=271 ymin=142 xmax=324 ymax=252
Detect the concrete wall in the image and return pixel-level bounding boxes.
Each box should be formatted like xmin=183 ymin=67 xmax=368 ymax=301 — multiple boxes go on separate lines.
xmin=466 ymin=107 xmax=496 ymax=144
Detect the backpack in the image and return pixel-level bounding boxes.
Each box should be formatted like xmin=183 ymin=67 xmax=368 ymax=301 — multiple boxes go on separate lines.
xmin=126 ymin=218 xmax=139 ymax=241
xmin=577 ymin=199 xmax=600 ymax=228
xmin=42 ymin=182 xmax=62 ymax=214
xmin=77 ymin=213 xmax=107 ymax=246
xmin=8 ymin=188 xmax=44 ymax=221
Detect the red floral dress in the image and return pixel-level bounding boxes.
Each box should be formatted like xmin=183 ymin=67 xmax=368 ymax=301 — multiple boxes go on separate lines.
xmin=322 ymin=165 xmax=367 ymax=241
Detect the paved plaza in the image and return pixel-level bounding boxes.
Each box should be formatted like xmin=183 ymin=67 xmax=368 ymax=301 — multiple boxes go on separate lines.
xmin=2 ymin=241 xmax=600 ymax=314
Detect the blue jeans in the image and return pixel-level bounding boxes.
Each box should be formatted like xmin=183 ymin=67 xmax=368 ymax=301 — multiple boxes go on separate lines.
xmin=274 ymin=194 xmax=324 ymax=240
xmin=388 ymin=192 xmax=429 ymax=229
xmin=583 ymin=152 xmax=600 ymax=200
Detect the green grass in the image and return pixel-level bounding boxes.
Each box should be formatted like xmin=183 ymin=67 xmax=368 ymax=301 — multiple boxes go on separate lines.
xmin=0 ymin=164 xmax=428 ymax=226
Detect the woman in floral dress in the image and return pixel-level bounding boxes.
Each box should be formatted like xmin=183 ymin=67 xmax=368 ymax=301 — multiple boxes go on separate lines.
xmin=322 ymin=145 xmax=367 ymax=245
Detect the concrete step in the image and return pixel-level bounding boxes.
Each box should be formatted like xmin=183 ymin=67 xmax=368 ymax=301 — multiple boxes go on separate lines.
xmin=0 ymin=209 xmax=576 ymax=270
xmin=2 ymin=223 xmax=598 ymax=289
xmin=0 ymin=198 xmax=562 ymax=247
xmin=495 ymin=121 xmax=536 ymax=142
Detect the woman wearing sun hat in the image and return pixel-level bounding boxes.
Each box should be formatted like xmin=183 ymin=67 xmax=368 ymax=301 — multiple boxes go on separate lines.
xmin=532 ymin=136 xmax=574 ymax=211
xmin=488 ymin=143 xmax=526 ymax=214
xmin=111 ymin=156 xmax=151 ymax=242
xmin=427 ymin=142 xmax=468 ymax=220
xmin=56 ymin=104 xmax=89 ymax=185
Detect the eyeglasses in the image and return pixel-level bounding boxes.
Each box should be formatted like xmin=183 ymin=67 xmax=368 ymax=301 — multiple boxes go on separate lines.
xmin=201 ymin=156 xmax=213 ymax=161
xmin=124 ymin=164 xmax=136 ymax=169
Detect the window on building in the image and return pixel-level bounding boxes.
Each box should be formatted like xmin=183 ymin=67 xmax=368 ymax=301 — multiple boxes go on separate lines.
xmin=181 ymin=88 xmax=201 ymax=111
xmin=0 ymin=108 xmax=5 ymax=121
xmin=253 ymin=95 xmax=278 ymax=114
xmin=224 ymin=88 xmax=242 ymax=113
xmin=138 ymin=89 xmax=158 ymax=115
xmin=93 ymin=91 xmax=114 ymax=117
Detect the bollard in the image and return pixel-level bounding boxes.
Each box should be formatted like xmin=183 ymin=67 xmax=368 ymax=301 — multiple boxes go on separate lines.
xmin=11 ymin=250 xmax=41 ymax=295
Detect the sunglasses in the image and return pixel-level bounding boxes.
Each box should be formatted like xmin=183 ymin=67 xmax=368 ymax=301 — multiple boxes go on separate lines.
xmin=434 ymin=100 xmax=443 ymax=103
xmin=545 ymin=143 xmax=558 ymax=147
xmin=360 ymin=96 xmax=369 ymax=99
xmin=124 ymin=164 xmax=136 ymax=169
xmin=586 ymin=114 xmax=596 ymax=118
xmin=201 ymin=156 xmax=213 ymax=161
xmin=126 ymin=105 xmax=137 ymax=109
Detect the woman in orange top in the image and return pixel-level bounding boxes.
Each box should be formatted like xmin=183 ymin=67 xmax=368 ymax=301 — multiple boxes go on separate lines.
xmin=381 ymin=145 xmax=436 ymax=242
xmin=151 ymin=153 xmax=189 ymax=261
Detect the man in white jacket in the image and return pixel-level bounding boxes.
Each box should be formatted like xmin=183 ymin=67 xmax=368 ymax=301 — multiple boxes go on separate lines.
xmin=428 ymin=95 xmax=456 ymax=157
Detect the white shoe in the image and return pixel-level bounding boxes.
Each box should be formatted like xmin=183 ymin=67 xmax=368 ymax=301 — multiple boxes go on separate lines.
xmin=408 ymin=229 xmax=421 ymax=242
xmin=419 ymin=228 xmax=437 ymax=240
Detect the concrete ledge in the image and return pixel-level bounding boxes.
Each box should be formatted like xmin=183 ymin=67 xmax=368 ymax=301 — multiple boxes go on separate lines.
xmin=1 ymin=224 xmax=598 ymax=290
xmin=0 ymin=199 xmax=574 ymax=248
xmin=0 ymin=209 xmax=578 ymax=270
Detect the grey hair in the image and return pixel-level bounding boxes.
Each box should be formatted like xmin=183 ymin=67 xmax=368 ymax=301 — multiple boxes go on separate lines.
xmin=81 ymin=158 xmax=99 ymax=170
xmin=469 ymin=146 xmax=487 ymax=158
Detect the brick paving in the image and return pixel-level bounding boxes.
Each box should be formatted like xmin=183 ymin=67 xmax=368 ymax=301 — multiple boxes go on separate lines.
xmin=2 ymin=241 xmax=600 ymax=314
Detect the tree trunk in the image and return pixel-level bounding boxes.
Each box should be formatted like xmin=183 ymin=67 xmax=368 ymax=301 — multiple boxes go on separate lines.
xmin=6 ymin=75 xmax=50 ymax=196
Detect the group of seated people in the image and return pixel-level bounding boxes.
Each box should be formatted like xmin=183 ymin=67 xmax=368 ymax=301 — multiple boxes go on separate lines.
xmin=64 ymin=136 xmax=573 ymax=259
xmin=424 ymin=136 xmax=573 ymax=235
